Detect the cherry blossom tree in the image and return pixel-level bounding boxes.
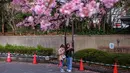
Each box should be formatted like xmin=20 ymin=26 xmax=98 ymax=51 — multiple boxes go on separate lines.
xmin=11 ymin=0 xmax=120 ymax=31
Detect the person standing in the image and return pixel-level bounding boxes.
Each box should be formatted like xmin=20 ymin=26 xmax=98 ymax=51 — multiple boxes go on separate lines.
xmin=65 ymin=43 xmax=74 ymax=72
xmin=58 ymin=44 xmax=66 ymax=72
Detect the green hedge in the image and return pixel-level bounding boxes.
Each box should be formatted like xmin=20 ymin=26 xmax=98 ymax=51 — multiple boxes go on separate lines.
xmin=37 ymin=45 xmax=53 ymax=56
xmin=0 ymin=44 xmax=54 ymax=56
xmin=74 ymin=48 xmax=130 ymax=66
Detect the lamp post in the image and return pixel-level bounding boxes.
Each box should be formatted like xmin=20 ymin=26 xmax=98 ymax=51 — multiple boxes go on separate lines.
xmin=72 ymin=21 xmax=74 ymax=52
xmin=64 ymin=18 xmax=69 ymax=49
xmin=64 ymin=18 xmax=75 ymax=53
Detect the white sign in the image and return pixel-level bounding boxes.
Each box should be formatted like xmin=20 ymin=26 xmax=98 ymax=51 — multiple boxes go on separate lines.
xmin=109 ymin=43 xmax=114 ymax=49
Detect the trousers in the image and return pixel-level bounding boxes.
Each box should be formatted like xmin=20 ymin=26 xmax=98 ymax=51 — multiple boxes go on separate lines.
xmin=66 ymin=57 xmax=72 ymax=70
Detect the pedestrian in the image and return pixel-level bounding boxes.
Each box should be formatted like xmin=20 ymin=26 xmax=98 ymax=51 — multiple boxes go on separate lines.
xmin=58 ymin=44 xmax=66 ymax=72
xmin=65 ymin=43 xmax=74 ymax=72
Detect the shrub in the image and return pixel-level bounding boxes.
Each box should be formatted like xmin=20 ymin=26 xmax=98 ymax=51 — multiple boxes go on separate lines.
xmin=109 ymin=53 xmax=130 ymax=66
xmin=43 ymin=48 xmax=53 ymax=56
xmin=0 ymin=45 xmax=5 ymax=53
xmin=36 ymin=45 xmax=53 ymax=56
xmin=74 ymin=48 xmax=130 ymax=66
xmin=26 ymin=46 xmax=36 ymax=54
xmin=74 ymin=48 xmax=108 ymax=62
xmin=0 ymin=44 xmax=53 ymax=56
xmin=5 ymin=44 xmax=16 ymax=53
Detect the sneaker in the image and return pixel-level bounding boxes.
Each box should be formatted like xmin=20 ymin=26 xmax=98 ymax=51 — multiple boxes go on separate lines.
xmin=60 ymin=69 xmax=65 ymax=72
xmin=67 ymin=69 xmax=71 ymax=72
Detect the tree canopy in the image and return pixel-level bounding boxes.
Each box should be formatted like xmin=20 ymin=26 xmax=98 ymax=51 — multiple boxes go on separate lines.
xmin=11 ymin=0 xmax=119 ymax=31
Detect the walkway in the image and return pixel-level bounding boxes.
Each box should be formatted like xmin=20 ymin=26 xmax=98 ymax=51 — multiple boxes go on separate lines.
xmin=0 ymin=62 xmax=99 ymax=73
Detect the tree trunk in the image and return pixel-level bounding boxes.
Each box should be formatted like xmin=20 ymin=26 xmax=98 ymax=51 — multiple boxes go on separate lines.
xmin=102 ymin=14 xmax=107 ymax=33
xmin=2 ymin=10 xmax=5 ymax=35
xmin=2 ymin=24 xmax=5 ymax=35
xmin=8 ymin=3 xmax=17 ymax=35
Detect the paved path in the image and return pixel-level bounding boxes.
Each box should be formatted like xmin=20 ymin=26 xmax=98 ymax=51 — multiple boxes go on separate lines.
xmin=0 ymin=62 xmax=99 ymax=73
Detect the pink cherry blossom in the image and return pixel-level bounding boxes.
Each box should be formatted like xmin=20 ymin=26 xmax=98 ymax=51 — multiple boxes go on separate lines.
xmin=100 ymin=0 xmax=119 ymax=8
xmin=12 ymin=0 xmax=120 ymax=31
xmin=28 ymin=16 xmax=34 ymax=23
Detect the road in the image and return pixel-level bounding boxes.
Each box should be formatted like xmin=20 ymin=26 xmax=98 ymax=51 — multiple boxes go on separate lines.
xmin=0 ymin=62 xmax=99 ymax=73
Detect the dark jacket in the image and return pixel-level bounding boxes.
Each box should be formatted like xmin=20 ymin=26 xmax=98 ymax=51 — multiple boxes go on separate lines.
xmin=65 ymin=47 xmax=74 ymax=58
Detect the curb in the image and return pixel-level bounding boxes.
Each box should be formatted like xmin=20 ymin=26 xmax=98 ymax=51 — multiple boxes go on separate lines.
xmin=0 ymin=53 xmax=57 ymax=63
xmin=0 ymin=53 xmax=129 ymax=73
xmin=50 ymin=61 xmax=130 ymax=73
xmin=74 ymin=59 xmax=130 ymax=69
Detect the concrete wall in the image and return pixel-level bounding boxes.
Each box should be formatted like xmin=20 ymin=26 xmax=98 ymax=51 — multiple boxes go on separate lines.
xmin=0 ymin=35 xmax=130 ymax=51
